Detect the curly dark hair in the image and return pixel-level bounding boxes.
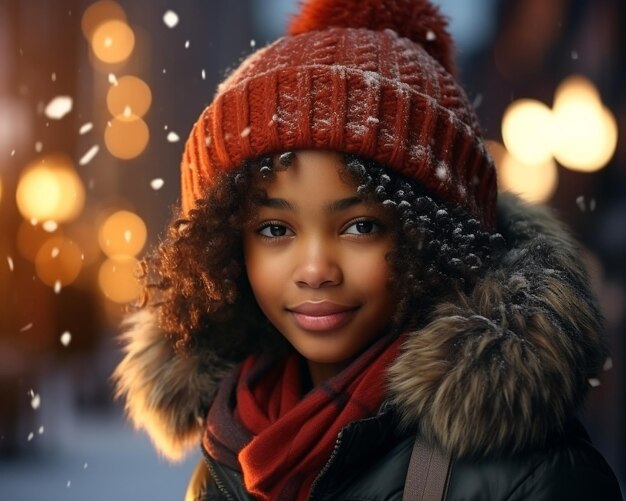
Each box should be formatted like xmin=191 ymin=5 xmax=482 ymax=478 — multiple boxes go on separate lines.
xmin=140 ymin=153 xmax=505 ymax=360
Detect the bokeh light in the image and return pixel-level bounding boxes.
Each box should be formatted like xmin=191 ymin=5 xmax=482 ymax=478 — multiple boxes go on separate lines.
xmin=98 ymin=256 xmax=142 ymax=303
xmin=81 ymin=0 xmax=126 ymax=40
xmin=15 ymin=154 xmax=85 ymax=223
xmin=106 ymin=75 xmax=152 ymax=117
xmin=104 ymin=115 xmax=149 ymax=159
xmin=17 ymin=220 xmax=63 ymax=262
xmin=91 ymin=20 xmax=135 ymax=64
xmin=98 ymin=210 xmax=147 ymax=258
xmin=552 ymin=75 xmax=618 ymax=172
xmin=488 ymin=140 xmax=558 ymax=203
xmin=34 ymin=236 xmax=83 ymax=287
xmin=501 ymin=99 xmax=554 ymax=166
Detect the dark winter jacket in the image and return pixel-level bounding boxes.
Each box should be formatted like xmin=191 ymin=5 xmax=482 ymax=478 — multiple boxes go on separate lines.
xmin=113 ymin=194 xmax=623 ymax=500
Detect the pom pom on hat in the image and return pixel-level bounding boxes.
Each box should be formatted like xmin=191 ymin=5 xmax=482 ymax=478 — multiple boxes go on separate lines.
xmin=288 ymin=0 xmax=456 ymax=74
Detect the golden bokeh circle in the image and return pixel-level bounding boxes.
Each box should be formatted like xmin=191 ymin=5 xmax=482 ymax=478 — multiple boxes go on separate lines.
xmin=106 ymin=75 xmax=152 ymax=118
xmin=81 ymin=0 xmax=126 ymax=40
xmin=98 ymin=256 xmax=142 ymax=303
xmin=35 ymin=236 xmax=83 ymax=287
xmin=98 ymin=210 xmax=147 ymax=258
xmin=16 ymin=154 xmax=85 ymax=223
xmin=104 ymin=115 xmax=149 ymax=159
xmin=91 ymin=20 xmax=135 ymax=64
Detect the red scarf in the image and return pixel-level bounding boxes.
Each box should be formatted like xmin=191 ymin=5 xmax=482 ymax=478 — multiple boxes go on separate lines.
xmin=204 ymin=333 xmax=404 ymax=501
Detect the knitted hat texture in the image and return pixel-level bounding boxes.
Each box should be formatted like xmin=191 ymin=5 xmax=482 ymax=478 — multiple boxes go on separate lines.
xmin=181 ymin=0 xmax=497 ymax=228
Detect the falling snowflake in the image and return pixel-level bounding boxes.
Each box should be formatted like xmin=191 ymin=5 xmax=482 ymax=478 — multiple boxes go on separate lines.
xmin=603 ymin=357 xmax=613 ymax=371
xmin=435 ymin=163 xmax=449 ymax=181
xmin=150 ymin=178 xmax=164 ymax=190
xmin=7 ymin=256 xmax=14 ymax=271
xmin=124 ymin=230 xmax=132 ymax=243
xmin=79 ymin=122 xmax=93 ymax=135
xmin=163 ymin=10 xmax=179 ymax=28
xmin=20 ymin=323 xmax=33 ymax=332
xmin=35 ymin=141 xmax=43 ymax=152
xmin=84 ymin=463 xmax=88 ymax=469
xmin=201 ymin=69 xmax=206 ymax=80
xmin=108 ymin=73 xmax=118 ymax=86
xmin=184 ymin=40 xmax=190 ymax=49
xmin=250 ymin=39 xmax=256 ymax=48
xmin=54 ymin=281 xmax=62 ymax=294
xmin=51 ymin=72 xmax=57 ymax=82
xmin=240 ymin=127 xmax=251 ymax=138
xmin=51 ymin=247 xmax=60 ymax=258
xmin=30 ymin=393 xmax=41 ymax=410
xmin=426 ymin=30 xmax=436 ymax=41
xmin=588 ymin=378 xmax=601 ymax=388
xmin=79 ymin=145 xmax=99 ymax=166
xmin=167 ymin=131 xmax=180 ymax=142
xmin=27 ymin=432 xmax=34 ymax=441
xmin=11 ymin=149 xmax=16 ymax=156
xmin=38 ymin=426 xmax=44 ymax=435
xmin=60 ymin=331 xmax=72 ymax=346
xmin=44 ymin=96 xmax=73 ymax=119
xmin=42 ymin=220 xmax=58 ymax=232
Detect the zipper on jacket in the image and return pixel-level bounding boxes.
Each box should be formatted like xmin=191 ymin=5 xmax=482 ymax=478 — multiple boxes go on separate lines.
xmin=201 ymin=445 xmax=235 ymax=501
xmin=308 ymin=428 xmax=345 ymax=500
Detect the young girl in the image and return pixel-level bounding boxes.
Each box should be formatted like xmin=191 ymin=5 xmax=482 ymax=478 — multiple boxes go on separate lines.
xmin=114 ymin=0 xmax=622 ymax=499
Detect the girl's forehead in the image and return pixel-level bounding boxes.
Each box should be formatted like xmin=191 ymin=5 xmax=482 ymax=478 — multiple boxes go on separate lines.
xmin=262 ymin=150 xmax=357 ymax=196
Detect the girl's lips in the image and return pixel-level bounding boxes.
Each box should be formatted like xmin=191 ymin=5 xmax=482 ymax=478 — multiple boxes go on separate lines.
xmin=289 ymin=308 xmax=358 ymax=332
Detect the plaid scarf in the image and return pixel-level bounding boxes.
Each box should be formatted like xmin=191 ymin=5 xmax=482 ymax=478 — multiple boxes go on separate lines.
xmin=203 ymin=333 xmax=403 ymax=501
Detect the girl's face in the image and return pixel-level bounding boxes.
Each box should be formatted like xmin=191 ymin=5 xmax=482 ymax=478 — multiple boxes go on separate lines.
xmin=243 ymin=150 xmax=397 ymax=385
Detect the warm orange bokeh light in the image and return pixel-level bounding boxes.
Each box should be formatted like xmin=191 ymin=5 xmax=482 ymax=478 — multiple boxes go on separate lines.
xmin=16 ymin=154 xmax=85 ymax=223
xmin=488 ymin=140 xmax=558 ymax=203
xmin=106 ymin=75 xmax=152 ymax=118
xmin=91 ymin=20 xmax=135 ymax=64
xmin=35 ymin=236 xmax=83 ymax=287
xmin=81 ymin=0 xmax=126 ymax=40
xmin=98 ymin=210 xmax=147 ymax=258
xmin=17 ymin=220 xmax=63 ymax=262
xmin=98 ymin=256 xmax=142 ymax=303
xmin=104 ymin=115 xmax=149 ymax=159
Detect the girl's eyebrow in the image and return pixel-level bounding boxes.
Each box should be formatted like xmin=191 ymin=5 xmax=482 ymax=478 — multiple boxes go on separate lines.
xmin=260 ymin=196 xmax=363 ymax=214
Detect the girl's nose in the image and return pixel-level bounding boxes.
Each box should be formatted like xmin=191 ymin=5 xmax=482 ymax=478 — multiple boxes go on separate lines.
xmin=292 ymin=241 xmax=342 ymax=289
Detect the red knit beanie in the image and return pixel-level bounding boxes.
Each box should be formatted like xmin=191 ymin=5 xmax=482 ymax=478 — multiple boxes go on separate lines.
xmin=181 ymin=0 xmax=497 ymax=228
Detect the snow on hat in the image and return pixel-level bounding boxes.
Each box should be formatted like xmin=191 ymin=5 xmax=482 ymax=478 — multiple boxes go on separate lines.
xmin=180 ymin=0 xmax=497 ymax=228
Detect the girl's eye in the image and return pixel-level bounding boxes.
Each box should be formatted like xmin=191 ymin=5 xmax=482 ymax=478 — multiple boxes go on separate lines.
xmin=343 ymin=220 xmax=381 ymax=235
xmin=258 ymin=223 xmax=293 ymax=238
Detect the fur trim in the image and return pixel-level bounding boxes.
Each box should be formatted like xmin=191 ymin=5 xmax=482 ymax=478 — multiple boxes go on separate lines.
xmin=387 ymin=194 xmax=607 ymax=457
xmin=112 ymin=310 xmax=235 ymax=461
xmin=288 ymin=0 xmax=456 ymax=74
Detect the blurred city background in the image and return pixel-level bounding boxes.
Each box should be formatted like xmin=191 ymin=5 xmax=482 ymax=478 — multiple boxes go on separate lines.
xmin=0 ymin=0 xmax=624 ymax=498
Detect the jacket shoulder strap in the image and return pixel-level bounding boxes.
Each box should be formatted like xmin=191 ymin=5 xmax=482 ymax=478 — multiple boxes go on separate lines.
xmin=403 ymin=435 xmax=451 ymax=501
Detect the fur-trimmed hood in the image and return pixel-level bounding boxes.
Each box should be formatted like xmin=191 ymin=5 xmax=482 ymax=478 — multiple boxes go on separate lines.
xmin=112 ymin=194 xmax=607 ymax=461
